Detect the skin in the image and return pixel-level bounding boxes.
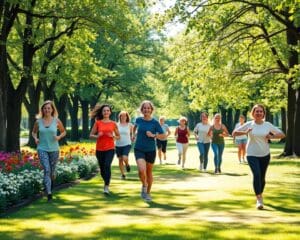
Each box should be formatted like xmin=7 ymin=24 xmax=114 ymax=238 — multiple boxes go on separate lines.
xmin=236 ymin=116 xmax=246 ymax=162
xmin=133 ymin=102 xmax=166 ymax=194
xmin=232 ymin=106 xmax=285 ymax=202
xmin=32 ymin=103 xmax=66 ymax=181
xmin=118 ymin=113 xmax=133 ymax=177
xmin=89 ymin=106 xmax=120 ymax=140
xmin=194 ymin=113 xmax=209 ymax=141
xmin=208 ymin=114 xmax=229 ymax=137
xmin=157 ymin=118 xmax=171 ymax=161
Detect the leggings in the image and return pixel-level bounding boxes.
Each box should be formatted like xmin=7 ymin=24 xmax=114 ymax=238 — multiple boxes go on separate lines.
xmin=96 ymin=149 xmax=115 ymax=186
xmin=247 ymin=155 xmax=270 ymax=195
xmin=38 ymin=150 xmax=59 ymax=194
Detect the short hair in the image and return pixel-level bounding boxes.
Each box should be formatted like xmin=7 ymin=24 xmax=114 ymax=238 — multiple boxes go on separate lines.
xmin=239 ymin=115 xmax=246 ymax=120
xmin=90 ymin=104 xmax=112 ymax=120
xmin=201 ymin=112 xmax=208 ymax=120
xmin=118 ymin=111 xmax=130 ymax=123
xmin=139 ymin=100 xmax=154 ymax=113
xmin=159 ymin=116 xmax=166 ymax=121
xmin=37 ymin=100 xmax=58 ymax=119
xmin=250 ymin=104 xmax=266 ymax=119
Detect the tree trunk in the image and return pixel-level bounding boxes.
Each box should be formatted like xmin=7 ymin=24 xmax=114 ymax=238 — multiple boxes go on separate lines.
xmin=220 ymin=108 xmax=227 ymax=126
xmin=55 ymin=94 xmax=68 ymax=145
xmin=0 ymin=45 xmax=8 ymax=151
xmin=284 ymin=84 xmax=296 ymax=155
xmin=68 ymin=95 xmax=80 ymax=141
xmin=81 ymin=99 xmax=90 ymax=139
xmin=265 ymin=107 xmax=274 ymax=124
xmin=294 ymin=88 xmax=300 ymax=156
xmin=6 ymin=81 xmax=25 ymax=152
xmin=283 ymin=17 xmax=299 ymax=156
xmin=0 ymin=4 xmax=19 ymax=151
xmin=226 ymin=108 xmax=233 ymax=133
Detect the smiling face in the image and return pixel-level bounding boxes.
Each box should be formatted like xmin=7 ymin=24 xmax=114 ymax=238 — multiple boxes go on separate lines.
xmin=141 ymin=103 xmax=153 ymax=117
xmin=102 ymin=106 xmax=111 ymax=118
xmin=252 ymin=106 xmax=265 ymax=121
xmin=201 ymin=113 xmax=208 ymax=123
xmin=214 ymin=114 xmax=221 ymax=124
xmin=120 ymin=113 xmax=127 ymax=123
xmin=42 ymin=103 xmax=53 ymax=117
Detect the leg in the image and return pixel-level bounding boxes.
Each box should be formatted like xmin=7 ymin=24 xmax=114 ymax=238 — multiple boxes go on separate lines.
xmin=96 ymin=151 xmax=106 ymax=183
xmin=237 ymin=144 xmax=242 ymax=162
xmin=176 ymin=142 xmax=183 ymax=164
xmin=211 ymin=143 xmax=218 ymax=172
xmin=247 ymin=156 xmax=262 ymax=196
xmin=38 ymin=150 xmax=52 ymax=195
xmin=162 ymin=141 xmax=167 ymax=160
xmin=118 ymin=156 xmax=126 ymax=178
xmin=203 ymin=143 xmax=210 ymax=170
xmin=197 ymin=142 xmax=204 ymax=170
xmin=258 ymin=155 xmax=270 ymax=194
xmin=158 ymin=148 xmax=162 ymax=164
xmin=182 ymin=143 xmax=189 ymax=168
xmin=218 ymin=144 xmax=225 ymax=170
xmin=146 ymin=162 xmax=154 ymax=193
xmin=103 ymin=150 xmax=115 ymax=186
xmin=241 ymin=143 xmax=247 ymax=162
xmin=136 ymin=158 xmax=147 ymax=187
xmin=48 ymin=151 xmax=59 ymax=189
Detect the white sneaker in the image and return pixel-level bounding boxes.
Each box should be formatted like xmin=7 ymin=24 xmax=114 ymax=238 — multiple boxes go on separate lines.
xmin=141 ymin=186 xmax=147 ymax=200
xmin=256 ymin=198 xmax=264 ymax=210
xmin=144 ymin=193 xmax=152 ymax=202
xmin=199 ymin=163 xmax=203 ymax=171
xmin=104 ymin=186 xmax=110 ymax=194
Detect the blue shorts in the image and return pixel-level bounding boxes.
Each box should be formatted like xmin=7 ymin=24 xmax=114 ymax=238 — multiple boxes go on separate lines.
xmin=116 ymin=145 xmax=131 ymax=157
xmin=235 ymin=138 xmax=247 ymax=145
xmin=134 ymin=148 xmax=156 ymax=164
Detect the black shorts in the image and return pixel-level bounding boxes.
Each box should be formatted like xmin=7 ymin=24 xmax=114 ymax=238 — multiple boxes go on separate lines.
xmin=134 ymin=148 xmax=156 ymax=164
xmin=116 ymin=145 xmax=131 ymax=157
xmin=156 ymin=140 xmax=167 ymax=153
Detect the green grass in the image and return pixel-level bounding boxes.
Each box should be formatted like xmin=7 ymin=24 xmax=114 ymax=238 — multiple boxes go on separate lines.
xmin=0 ymin=138 xmax=299 ymax=240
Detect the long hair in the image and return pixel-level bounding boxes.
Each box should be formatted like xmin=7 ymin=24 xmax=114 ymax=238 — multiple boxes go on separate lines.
xmin=90 ymin=104 xmax=112 ymax=120
xmin=36 ymin=100 xmax=58 ymax=119
xmin=118 ymin=111 xmax=130 ymax=123
xmin=212 ymin=113 xmax=222 ymax=125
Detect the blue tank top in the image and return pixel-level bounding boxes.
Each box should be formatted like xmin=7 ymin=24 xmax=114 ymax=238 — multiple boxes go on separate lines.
xmin=37 ymin=118 xmax=59 ymax=152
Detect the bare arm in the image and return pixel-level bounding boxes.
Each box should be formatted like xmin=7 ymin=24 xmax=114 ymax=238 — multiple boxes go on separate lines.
xmin=55 ymin=119 xmax=66 ymax=141
xmin=113 ymin=122 xmax=120 ymax=140
xmin=32 ymin=120 xmax=39 ymax=144
xmin=89 ymin=122 xmax=99 ymax=139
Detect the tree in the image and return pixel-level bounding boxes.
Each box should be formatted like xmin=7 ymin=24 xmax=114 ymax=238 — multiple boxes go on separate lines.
xmin=163 ymin=0 xmax=300 ymax=156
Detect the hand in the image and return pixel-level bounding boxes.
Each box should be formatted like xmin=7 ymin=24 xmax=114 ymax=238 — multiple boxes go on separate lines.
xmin=34 ymin=138 xmax=40 ymax=145
xmin=146 ymin=131 xmax=155 ymax=138
xmin=106 ymin=132 xmax=114 ymax=138
xmin=54 ymin=135 xmax=60 ymax=141
xmin=246 ymin=128 xmax=252 ymax=134
xmin=266 ymin=133 xmax=273 ymax=140
xmin=98 ymin=131 xmax=104 ymax=137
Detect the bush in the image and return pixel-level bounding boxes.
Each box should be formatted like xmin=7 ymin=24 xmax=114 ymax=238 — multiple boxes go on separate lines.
xmin=0 ymin=156 xmax=98 ymax=213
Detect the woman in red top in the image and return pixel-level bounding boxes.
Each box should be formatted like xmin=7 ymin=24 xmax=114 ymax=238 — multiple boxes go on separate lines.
xmin=90 ymin=104 xmax=120 ymax=194
xmin=175 ymin=116 xmax=190 ymax=169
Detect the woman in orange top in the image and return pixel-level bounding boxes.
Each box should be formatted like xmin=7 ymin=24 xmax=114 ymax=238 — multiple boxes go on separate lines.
xmin=90 ymin=104 xmax=120 ymax=194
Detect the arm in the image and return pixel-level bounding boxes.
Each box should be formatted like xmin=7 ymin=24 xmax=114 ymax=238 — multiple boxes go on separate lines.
xmin=221 ymin=124 xmax=229 ymax=137
xmin=55 ymin=119 xmax=66 ymax=141
xmin=166 ymin=126 xmax=171 ymax=138
xmin=186 ymin=128 xmax=190 ymax=138
xmin=174 ymin=127 xmax=178 ymax=138
xmin=89 ymin=122 xmax=99 ymax=139
xmin=113 ymin=122 xmax=120 ymax=140
xmin=32 ymin=120 xmax=39 ymax=144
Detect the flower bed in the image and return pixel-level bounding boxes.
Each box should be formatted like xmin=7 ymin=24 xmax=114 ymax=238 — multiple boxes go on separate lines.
xmin=0 ymin=144 xmax=98 ymax=213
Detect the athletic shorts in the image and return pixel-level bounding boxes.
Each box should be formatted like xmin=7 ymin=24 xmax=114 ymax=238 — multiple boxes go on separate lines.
xmin=235 ymin=138 xmax=247 ymax=145
xmin=134 ymin=148 xmax=156 ymax=164
xmin=156 ymin=140 xmax=167 ymax=153
xmin=116 ymin=145 xmax=131 ymax=157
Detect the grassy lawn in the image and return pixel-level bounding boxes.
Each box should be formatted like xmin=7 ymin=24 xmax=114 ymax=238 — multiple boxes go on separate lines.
xmin=0 ymin=138 xmax=299 ymax=240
